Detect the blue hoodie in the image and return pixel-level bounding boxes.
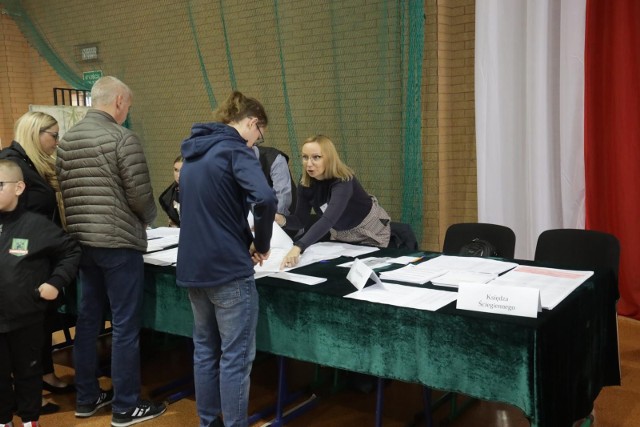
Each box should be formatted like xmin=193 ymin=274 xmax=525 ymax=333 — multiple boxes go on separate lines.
xmin=176 ymin=122 xmax=277 ymax=287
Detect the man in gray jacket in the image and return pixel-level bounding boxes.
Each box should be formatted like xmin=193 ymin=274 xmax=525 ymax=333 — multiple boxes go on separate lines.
xmin=56 ymin=76 xmax=166 ymax=427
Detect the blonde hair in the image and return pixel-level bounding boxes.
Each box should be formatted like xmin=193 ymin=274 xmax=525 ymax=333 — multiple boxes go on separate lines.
xmin=13 ymin=111 xmax=58 ymax=190
xmin=213 ymin=91 xmax=268 ymax=126
xmin=13 ymin=112 xmax=66 ymax=227
xmin=300 ymin=135 xmax=354 ymax=187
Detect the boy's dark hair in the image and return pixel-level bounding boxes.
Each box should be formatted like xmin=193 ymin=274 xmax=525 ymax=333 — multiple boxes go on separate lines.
xmin=0 ymin=159 xmax=24 ymax=180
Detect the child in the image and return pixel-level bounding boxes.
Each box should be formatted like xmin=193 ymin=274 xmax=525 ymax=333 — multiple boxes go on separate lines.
xmin=0 ymin=159 xmax=81 ymax=427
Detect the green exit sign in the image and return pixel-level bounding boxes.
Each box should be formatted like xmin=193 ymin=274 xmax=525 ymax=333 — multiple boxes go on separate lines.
xmin=83 ymin=70 xmax=103 ymax=87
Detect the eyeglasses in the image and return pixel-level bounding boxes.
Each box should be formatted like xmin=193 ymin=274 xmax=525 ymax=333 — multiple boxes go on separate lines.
xmin=302 ymin=155 xmax=323 ymax=164
xmin=255 ymin=126 xmax=265 ymax=146
xmin=0 ymin=181 xmax=18 ymax=191
xmin=42 ymin=130 xmax=59 ymax=141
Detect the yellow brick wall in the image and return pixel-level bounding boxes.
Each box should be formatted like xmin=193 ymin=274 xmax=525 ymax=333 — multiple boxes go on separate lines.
xmin=0 ymin=7 xmax=67 ymax=147
xmin=422 ymin=0 xmax=477 ymax=251
xmin=2 ymin=1 xmax=478 ymax=240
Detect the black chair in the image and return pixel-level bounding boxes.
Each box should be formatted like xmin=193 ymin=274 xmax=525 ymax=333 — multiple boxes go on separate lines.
xmin=443 ymin=222 xmax=516 ymax=258
xmin=534 ymin=229 xmax=620 ymax=278
xmin=387 ymin=222 xmax=419 ymax=250
xmin=534 ymin=228 xmax=620 ymax=427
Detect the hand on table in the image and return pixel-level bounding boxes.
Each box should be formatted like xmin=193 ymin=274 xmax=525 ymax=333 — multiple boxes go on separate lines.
xmin=280 ymin=245 xmax=302 ymax=270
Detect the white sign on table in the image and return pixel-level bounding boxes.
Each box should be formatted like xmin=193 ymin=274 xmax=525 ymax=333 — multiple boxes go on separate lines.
xmin=457 ymin=283 xmax=542 ymax=318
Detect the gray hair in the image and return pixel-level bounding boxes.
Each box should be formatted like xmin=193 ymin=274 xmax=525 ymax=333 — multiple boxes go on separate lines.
xmin=90 ymin=76 xmax=132 ymax=106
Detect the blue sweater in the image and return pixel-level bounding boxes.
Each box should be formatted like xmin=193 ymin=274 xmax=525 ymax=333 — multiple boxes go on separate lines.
xmin=176 ymin=123 xmax=277 ymax=288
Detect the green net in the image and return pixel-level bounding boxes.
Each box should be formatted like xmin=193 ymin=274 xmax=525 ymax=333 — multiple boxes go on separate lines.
xmin=6 ymin=0 xmax=424 ymax=238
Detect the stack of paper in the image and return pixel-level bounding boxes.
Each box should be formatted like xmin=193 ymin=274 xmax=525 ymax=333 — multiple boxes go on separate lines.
xmin=431 ymin=271 xmax=497 ymax=288
xmin=145 ymin=227 xmax=180 ymax=253
xmin=143 ymin=247 xmax=178 ymax=266
xmin=490 ymin=265 xmax=594 ymax=309
xmin=379 ymin=264 xmax=447 ymax=284
xmin=344 ymin=282 xmax=457 ymax=311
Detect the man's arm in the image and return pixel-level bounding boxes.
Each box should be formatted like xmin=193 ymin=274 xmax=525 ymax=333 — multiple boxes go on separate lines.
xmin=269 ymin=154 xmax=293 ymax=215
xmin=117 ymin=133 xmax=157 ymax=225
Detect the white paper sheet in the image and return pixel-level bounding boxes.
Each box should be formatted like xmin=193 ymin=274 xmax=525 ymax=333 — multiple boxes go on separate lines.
xmin=344 ymin=282 xmax=457 ymax=311
xmin=379 ymin=264 xmax=447 ymax=284
xmin=338 ymin=257 xmax=393 ymax=270
xmin=143 ymin=247 xmax=179 ymax=266
xmin=418 ymin=255 xmax=518 ymax=275
xmin=267 ymin=271 xmax=327 ymax=285
xmin=490 ymin=265 xmax=594 ymax=310
xmin=431 ymin=271 xmax=498 ymax=288
xmin=146 ymin=227 xmax=180 ymax=239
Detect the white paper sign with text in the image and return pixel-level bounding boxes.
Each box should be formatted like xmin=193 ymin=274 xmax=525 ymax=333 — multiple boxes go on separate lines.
xmin=346 ymin=258 xmax=382 ymax=290
xmin=456 ymin=283 xmax=542 ymax=318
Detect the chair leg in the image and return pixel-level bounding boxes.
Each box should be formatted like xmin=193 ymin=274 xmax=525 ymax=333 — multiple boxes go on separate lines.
xmin=422 ymin=386 xmax=433 ymax=427
xmin=375 ymin=377 xmax=384 ymax=427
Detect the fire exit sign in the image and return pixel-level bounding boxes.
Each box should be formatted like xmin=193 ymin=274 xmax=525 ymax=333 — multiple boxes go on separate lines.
xmin=83 ymin=70 xmax=103 ymax=87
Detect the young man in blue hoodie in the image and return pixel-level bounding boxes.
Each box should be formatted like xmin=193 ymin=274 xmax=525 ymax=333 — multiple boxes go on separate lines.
xmin=177 ymin=91 xmax=277 ymax=427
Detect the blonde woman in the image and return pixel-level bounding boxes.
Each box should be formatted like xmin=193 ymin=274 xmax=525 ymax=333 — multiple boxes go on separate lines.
xmin=0 ymin=111 xmax=63 ymax=226
xmin=278 ymin=135 xmax=391 ymax=269
xmin=0 ymin=111 xmax=72 ymax=413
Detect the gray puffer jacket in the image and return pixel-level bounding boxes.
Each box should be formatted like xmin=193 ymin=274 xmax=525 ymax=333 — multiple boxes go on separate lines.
xmin=56 ymin=109 xmax=156 ymax=251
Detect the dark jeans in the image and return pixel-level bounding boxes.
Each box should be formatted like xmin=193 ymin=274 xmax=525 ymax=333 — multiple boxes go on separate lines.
xmin=0 ymin=322 xmax=44 ymax=423
xmin=74 ymin=246 xmax=144 ymax=413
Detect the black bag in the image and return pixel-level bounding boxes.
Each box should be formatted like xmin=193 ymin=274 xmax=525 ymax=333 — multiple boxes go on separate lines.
xmin=458 ymin=238 xmax=498 ymax=257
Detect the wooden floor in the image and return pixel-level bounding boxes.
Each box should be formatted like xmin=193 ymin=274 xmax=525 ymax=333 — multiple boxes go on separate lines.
xmin=19 ymin=316 xmax=640 ymax=426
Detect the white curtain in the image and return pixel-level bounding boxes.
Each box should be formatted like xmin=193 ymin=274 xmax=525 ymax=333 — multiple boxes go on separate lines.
xmin=475 ymin=0 xmax=586 ymax=259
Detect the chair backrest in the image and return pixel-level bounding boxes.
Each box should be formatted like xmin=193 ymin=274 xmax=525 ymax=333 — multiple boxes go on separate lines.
xmin=388 ymin=222 xmax=419 ymax=250
xmin=534 ymin=229 xmax=620 ymax=280
xmin=442 ymin=222 xmax=516 ymax=258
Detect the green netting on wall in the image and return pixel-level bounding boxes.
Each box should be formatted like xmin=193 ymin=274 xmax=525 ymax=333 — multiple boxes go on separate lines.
xmin=6 ymin=0 xmax=424 ymax=238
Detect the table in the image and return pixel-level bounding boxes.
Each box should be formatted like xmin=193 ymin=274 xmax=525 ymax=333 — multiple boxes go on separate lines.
xmin=140 ymin=249 xmax=620 ymax=427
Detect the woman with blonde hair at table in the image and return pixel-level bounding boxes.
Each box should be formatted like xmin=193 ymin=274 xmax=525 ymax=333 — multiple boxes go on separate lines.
xmin=278 ymin=134 xmax=390 ymax=269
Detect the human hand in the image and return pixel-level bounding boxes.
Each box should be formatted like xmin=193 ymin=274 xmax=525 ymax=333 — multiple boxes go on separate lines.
xmin=38 ymin=283 xmax=59 ymax=301
xmin=252 ymin=250 xmax=271 ymax=266
xmin=249 ymin=243 xmax=271 ymax=266
xmin=280 ymin=246 xmax=302 ymax=270
xmin=275 ymin=214 xmax=286 ymax=227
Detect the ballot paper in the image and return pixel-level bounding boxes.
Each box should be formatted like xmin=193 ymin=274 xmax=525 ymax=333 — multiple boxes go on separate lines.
xmin=490 ymin=265 xmax=594 ymax=310
xmin=267 ymin=271 xmax=327 ymax=285
xmin=418 ymin=255 xmax=518 ymax=275
xmin=344 ymin=282 xmax=457 ymax=311
xmin=143 ymin=247 xmax=178 ymax=266
xmin=378 ymin=264 xmax=447 ymax=284
xmin=145 ymin=227 xmax=180 ymax=252
xmin=338 ymin=257 xmax=394 ymax=270
xmin=430 ymin=270 xmax=498 ymax=288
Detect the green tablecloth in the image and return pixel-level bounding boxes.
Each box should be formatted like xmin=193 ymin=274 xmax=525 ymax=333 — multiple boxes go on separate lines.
xmin=141 ymin=249 xmax=620 ymax=427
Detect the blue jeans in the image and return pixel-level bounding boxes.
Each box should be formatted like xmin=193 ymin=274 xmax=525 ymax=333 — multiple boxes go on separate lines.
xmin=74 ymin=246 xmax=144 ymax=413
xmin=188 ymin=277 xmax=259 ymax=427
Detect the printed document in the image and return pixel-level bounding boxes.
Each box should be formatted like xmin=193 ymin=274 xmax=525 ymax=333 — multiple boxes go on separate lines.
xmin=344 ymin=282 xmax=457 ymax=311
xmin=490 ymin=265 xmax=594 ymax=310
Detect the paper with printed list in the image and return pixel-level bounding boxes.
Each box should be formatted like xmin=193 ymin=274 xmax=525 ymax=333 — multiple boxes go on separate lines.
xmin=489 ymin=265 xmax=593 ymax=310
xmin=344 ymin=259 xmax=457 ymax=311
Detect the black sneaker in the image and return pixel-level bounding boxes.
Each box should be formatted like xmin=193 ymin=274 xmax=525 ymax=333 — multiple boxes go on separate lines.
xmin=111 ymin=400 xmax=167 ymax=427
xmin=75 ymin=388 xmax=114 ymax=417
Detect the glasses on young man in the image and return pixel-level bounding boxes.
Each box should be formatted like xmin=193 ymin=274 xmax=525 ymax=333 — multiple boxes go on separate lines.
xmin=301 ymin=155 xmax=323 ymax=164
xmin=255 ymin=126 xmax=265 ymax=146
xmin=0 ymin=181 xmax=19 ymax=191
xmin=42 ymin=130 xmax=59 ymax=141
